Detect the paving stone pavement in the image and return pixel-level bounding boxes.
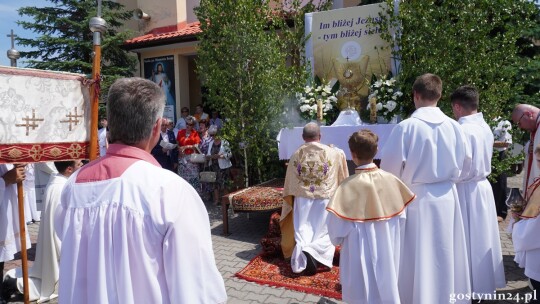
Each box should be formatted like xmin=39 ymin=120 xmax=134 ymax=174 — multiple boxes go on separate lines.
xmin=3 ymin=172 xmax=536 ymax=303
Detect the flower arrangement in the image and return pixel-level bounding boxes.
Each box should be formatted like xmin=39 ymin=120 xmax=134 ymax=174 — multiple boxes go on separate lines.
xmin=297 ymin=79 xmax=338 ymax=123
xmin=367 ymin=75 xmax=403 ymax=122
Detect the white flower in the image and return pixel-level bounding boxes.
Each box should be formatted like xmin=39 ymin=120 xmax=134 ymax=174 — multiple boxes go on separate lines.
xmin=321 ymin=91 xmax=327 ymax=97
xmin=388 ymin=88 xmax=393 ymax=93
xmin=376 ymin=102 xmax=383 ymax=111
xmin=329 ymin=96 xmax=338 ymax=102
xmin=304 ymin=86 xmax=311 ymax=94
xmin=385 ymin=80 xmax=393 ymax=86
xmin=385 ymin=100 xmax=397 ymax=111
xmin=374 ymin=81 xmax=382 ymax=88
xmin=300 ymin=105 xmax=311 ymax=112
xmin=396 ymin=91 xmax=403 ymax=97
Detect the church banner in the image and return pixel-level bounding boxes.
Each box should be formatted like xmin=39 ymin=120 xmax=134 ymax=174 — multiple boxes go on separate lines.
xmin=305 ymin=4 xmax=392 ymax=105
xmin=144 ymin=56 xmax=176 ymax=123
xmin=0 ymin=66 xmax=91 ymax=163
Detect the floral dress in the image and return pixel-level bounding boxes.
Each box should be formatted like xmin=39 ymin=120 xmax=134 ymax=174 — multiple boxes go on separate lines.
xmin=177 ymin=129 xmax=201 ymax=191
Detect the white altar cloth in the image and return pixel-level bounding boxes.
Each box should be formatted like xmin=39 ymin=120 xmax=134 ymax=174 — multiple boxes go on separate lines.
xmin=277 ymin=124 xmax=397 ymax=160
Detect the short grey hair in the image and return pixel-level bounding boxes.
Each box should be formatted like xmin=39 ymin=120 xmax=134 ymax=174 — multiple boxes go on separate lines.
xmin=302 ymin=122 xmax=320 ymax=140
xmin=107 ymin=78 xmax=165 ymax=145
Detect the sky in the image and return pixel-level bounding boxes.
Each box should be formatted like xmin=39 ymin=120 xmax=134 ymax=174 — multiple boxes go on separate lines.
xmin=0 ymin=0 xmax=43 ymax=67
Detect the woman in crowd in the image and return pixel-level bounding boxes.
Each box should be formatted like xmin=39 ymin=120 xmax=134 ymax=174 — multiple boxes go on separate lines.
xmin=176 ymin=116 xmax=201 ymax=191
xmin=198 ymin=119 xmax=213 ymax=201
xmin=206 ymin=126 xmax=232 ymax=205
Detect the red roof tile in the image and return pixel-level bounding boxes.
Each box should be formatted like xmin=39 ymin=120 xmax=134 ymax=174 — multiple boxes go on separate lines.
xmin=123 ymin=22 xmax=201 ymax=49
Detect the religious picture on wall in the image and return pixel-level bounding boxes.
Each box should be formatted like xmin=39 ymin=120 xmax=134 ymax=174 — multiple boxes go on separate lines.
xmin=144 ymin=56 xmax=176 ymax=122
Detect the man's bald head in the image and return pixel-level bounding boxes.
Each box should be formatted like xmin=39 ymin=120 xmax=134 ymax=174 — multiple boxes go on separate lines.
xmin=302 ymin=122 xmax=321 ymax=142
xmin=512 ymin=104 xmax=540 ymax=132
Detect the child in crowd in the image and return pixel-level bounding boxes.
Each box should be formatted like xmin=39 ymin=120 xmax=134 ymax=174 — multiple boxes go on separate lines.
xmin=326 ymin=129 xmax=415 ymax=304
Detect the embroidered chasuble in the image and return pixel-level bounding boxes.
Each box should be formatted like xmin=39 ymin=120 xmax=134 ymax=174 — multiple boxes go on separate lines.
xmin=523 ymin=180 xmax=540 ymax=219
xmin=280 ymin=142 xmax=348 ymax=258
xmin=326 ymin=166 xmax=415 ymax=222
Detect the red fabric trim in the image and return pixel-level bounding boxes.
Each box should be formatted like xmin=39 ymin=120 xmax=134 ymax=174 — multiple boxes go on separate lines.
xmin=0 ymin=66 xmax=86 ymax=82
xmin=0 ymin=142 xmax=89 ymax=163
xmin=76 ymin=144 xmax=160 ymax=183
xmin=326 ymin=194 xmax=416 ymax=222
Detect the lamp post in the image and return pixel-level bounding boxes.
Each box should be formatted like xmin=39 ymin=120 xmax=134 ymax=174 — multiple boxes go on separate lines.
xmin=88 ymin=1 xmax=107 ymax=161
xmin=7 ymin=29 xmax=20 ymax=67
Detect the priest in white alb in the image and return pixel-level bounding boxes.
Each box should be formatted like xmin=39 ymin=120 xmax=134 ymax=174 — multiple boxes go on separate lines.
xmin=4 ymin=160 xmax=83 ymax=303
xmin=280 ymin=122 xmax=348 ymax=276
xmin=0 ymin=164 xmax=30 ymax=302
xmin=513 ymin=144 xmax=540 ymax=296
xmin=327 ymin=130 xmax=415 ymax=304
xmin=54 ymin=78 xmax=227 ymax=304
xmin=450 ymin=85 xmax=506 ymax=297
xmin=379 ymin=74 xmax=471 ymax=304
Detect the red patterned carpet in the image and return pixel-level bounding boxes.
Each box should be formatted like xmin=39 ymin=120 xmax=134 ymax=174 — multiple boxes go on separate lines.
xmin=236 ymin=254 xmax=342 ymax=300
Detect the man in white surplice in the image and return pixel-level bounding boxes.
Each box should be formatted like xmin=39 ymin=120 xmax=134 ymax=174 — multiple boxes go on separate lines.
xmin=0 ymin=164 xmax=30 ymax=303
xmin=513 ymin=144 xmax=540 ymax=298
xmin=4 ymin=160 xmax=82 ymax=303
xmin=450 ymin=85 xmax=506 ymax=297
xmin=54 ymin=78 xmax=227 ymax=304
xmin=280 ymin=122 xmax=348 ymax=276
xmin=379 ymin=74 xmax=471 ymax=304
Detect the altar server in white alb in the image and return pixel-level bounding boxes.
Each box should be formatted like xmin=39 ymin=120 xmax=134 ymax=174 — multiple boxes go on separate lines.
xmin=450 ymin=85 xmax=506 ymax=296
xmin=4 ymin=160 xmax=82 ymax=303
xmin=0 ymin=164 xmax=31 ymax=301
xmin=55 ymin=78 xmax=227 ymax=304
xmin=281 ymin=122 xmax=348 ymax=276
xmin=327 ymin=130 xmax=415 ymax=304
xmin=380 ymin=73 xmax=471 ymax=304
xmin=513 ymin=144 xmax=540 ymax=298
xmin=23 ymin=163 xmax=40 ymax=223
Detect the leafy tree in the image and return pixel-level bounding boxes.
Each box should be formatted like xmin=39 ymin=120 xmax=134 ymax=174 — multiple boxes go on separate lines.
xmin=16 ymin=0 xmax=136 ymax=101
xmin=195 ymin=0 xmax=331 ymax=185
xmin=376 ymin=0 xmax=538 ymax=181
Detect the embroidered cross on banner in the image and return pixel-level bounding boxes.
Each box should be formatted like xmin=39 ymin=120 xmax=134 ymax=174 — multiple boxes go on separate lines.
xmin=60 ymin=107 xmax=84 ymax=131
xmin=16 ymin=109 xmax=44 ymax=136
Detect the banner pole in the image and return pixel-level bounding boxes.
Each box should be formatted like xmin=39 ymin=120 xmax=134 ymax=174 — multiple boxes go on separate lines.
xmin=16 ymin=178 xmax=29 ymax=304
xmin=88 ymin=2 xmax=105 ymax=161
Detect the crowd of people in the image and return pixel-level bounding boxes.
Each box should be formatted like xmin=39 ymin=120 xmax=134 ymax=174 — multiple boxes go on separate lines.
xmin=0 ymin=74 xmax=538 ymax=303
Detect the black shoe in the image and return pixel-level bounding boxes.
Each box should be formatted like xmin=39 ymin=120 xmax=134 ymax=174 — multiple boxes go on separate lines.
xmin=302 ymin=251 xmax=318 ymax=276
xmin=1 ymin=276 xmax=18 ymax=301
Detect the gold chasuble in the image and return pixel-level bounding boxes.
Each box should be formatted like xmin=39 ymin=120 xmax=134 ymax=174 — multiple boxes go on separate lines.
xmin=327 ymin=166 xmax=415 ymax=222
xmin=522 ymin=179 xmax=540 ymax=219
xmin=280 ymin=142 xmax=348 ymax=258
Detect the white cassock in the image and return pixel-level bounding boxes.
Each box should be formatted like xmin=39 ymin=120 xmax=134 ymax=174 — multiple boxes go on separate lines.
xmin=23 ymin=163 xmax=40 ymax=222
xmin=0 ymin=164 xmax=31 ymax=262
xmin=292 ymin=197 xmax=335 ymax=271
xmin=34 ymin=162 xmax=58 ymax=212
xmin=455 ymin=113 xmax=506 ymax=295
xmin=513 ymin=178 xmax=540 ymax=282
xmin=5 ymin=173 xmax=66 ymax=303
xmin=513 ymin=216 xmax=540 ymax=282
xmin=55 ymin=144 xmax=227 ymax=304
xmin=98 ymin=127 xmax=107 ymax=157
xmin=380 ymin=107 xmax=471 ymax=304
xmin=328 ymin=214 xmax=405 ymax=304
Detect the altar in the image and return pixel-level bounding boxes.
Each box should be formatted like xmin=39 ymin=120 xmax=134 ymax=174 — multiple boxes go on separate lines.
xmin=277 ymin=124 xmax=397 ymax=160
